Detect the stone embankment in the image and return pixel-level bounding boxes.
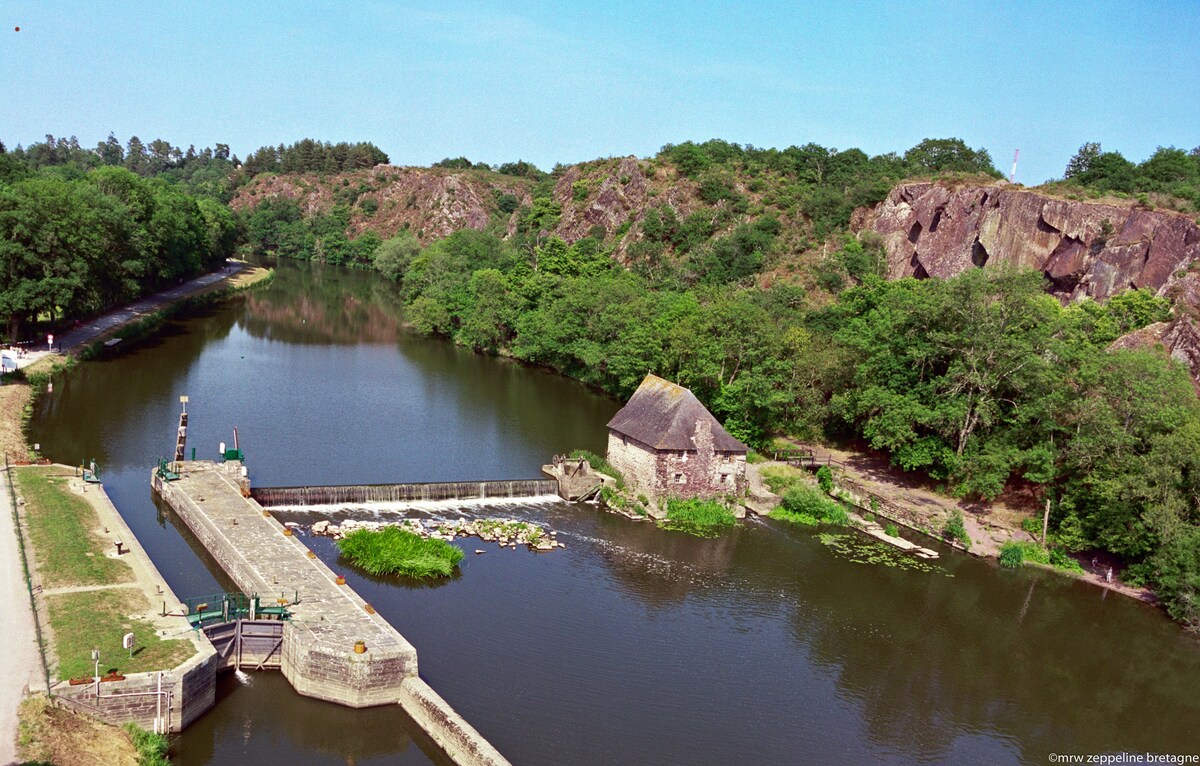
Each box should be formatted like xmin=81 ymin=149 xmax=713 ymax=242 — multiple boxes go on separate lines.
xmin=310 ymin=517 xmax=565 ymax=552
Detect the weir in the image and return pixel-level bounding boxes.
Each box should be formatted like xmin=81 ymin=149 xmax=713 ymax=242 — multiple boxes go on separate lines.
xmin=252 ymin=479 xmax=559 ymax=507
xmin=152 ymin=460 xmax=509 ymax=766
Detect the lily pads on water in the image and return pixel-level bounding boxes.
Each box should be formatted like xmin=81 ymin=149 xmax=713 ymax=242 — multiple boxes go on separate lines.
xmin=817 ymin=532 xmax=950 ymax=575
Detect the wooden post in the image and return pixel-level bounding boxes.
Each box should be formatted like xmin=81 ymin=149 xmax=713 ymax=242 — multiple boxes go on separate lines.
xmin=1041 ymin=498 xmax=1050 ymax=547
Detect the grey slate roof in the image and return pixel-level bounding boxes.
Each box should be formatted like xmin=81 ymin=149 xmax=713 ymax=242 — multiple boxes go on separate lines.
xmin=606 ymin=374 xmax=748 ymax=453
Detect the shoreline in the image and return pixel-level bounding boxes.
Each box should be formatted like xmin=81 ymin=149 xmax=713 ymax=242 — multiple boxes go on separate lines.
xmin=0 ymin=262 xmax=273 ymax=461
xmin=0 ymin=263 xmax=272 ymax=761
xmin=749 ymin=454 xmax=1163 ymax=613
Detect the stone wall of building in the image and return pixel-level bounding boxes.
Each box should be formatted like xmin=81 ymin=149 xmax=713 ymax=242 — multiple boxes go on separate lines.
xmin=607 ymin=421 xmax=747 ymax=502
xmin=606 ymin=431 xmax=659 ymax=495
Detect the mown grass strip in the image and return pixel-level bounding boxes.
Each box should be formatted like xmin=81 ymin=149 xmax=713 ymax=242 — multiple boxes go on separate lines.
xmin=47 ymin=589 xmax=193 ymax=680
xmin=337 ymin=527 xmax=464 ymax=578
xmin=15 ymin=468 xmax=131 ymax=588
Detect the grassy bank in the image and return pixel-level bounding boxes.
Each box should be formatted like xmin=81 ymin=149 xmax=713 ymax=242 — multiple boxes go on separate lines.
xmin=338 ymin=527 xmax=465 ymax=578
xmin=15 ymin=468 xmax=131 ymax=589
xmin=18 ymin=694 xmax=139 ymax=765
xmin=0 ymin=355 xmax=73 ymax=461
xmin=14 ymin=467 xmax=192 ymax=681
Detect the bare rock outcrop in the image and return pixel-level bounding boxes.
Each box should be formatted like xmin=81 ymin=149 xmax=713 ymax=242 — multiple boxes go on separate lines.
xmin=231 ymin=166 xmax=530 ymax=245
xmin=870 ymin=183 xmax=1200 ymax=302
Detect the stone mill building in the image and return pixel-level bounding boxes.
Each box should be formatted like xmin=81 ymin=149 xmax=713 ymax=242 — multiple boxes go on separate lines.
xmin=606 ymin=374 xmax=748 ymax=500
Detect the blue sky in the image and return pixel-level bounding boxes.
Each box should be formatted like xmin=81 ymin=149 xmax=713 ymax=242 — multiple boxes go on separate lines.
xmin=2 ymin=1 xmax=1197 ymax=183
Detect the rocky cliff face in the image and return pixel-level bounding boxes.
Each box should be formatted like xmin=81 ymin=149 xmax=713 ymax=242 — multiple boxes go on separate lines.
xmin=869 ymin=183 xmax=1200 ymax=302
xmin=230 ymin=166 xmax=534 ymax=243
xmin=869 ymin=183 xmax=1200 ymax=383
xmin=230 ymin=157 xmax=740 ymax=255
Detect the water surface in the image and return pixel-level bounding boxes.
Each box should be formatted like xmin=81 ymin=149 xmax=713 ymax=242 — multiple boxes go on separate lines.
xmin=30 ymin=259 xmax=1200 ymax=765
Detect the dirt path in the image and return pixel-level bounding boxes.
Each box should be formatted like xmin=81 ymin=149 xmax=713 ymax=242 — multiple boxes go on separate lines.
xmin=0 ymin=466 xmax=40 ymax=765
xmin=55 ymin=260 xmax=248 ymax=353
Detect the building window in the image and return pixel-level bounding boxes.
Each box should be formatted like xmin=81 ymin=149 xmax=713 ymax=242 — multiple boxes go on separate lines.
xmin=674 ymin=473 xmax=685 ymax=484
xmin=680 ymin=450 xmax=688 ymax=462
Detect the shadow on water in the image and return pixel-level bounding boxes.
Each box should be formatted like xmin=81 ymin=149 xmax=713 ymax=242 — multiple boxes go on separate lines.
xmin=176 ymin=672 xmax=451 ymax=766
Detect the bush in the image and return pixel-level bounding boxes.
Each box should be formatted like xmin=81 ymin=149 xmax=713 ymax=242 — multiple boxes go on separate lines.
xmin=662 ymin=497 xmax=737 ymax=537
xmin=1049 ymin=548 xmax=1084 ymax=573
xmin=943 ymin=510 xmax=970 ymax=549
xmin=999 ymin=541 xmax=1025 ymax=569
xmin=1020 ymin=516 xmax=1044 ymax=537
xmin=816 ymin=465 xmax=833 ymax=493
xmin=125 ymin=723 xmax=169 ymax=766
xmin=760 ymin=465 xmax=803 ymax=493
xmin=337 ymin=527 xmax=464 ymax=578
xmin=569 ymin=449 xmax=625 ymax=490
xmin=884 ymin=523 xmax=899 ymax=537
xmin=770 ymin=483 xmax=850 ymax=527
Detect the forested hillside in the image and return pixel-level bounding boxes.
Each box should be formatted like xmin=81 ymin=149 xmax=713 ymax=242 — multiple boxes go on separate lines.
xmin=0 ymin=143 xmax=238 ymax=338
xmin=4 ymin=132 xmax=1200 ymax=629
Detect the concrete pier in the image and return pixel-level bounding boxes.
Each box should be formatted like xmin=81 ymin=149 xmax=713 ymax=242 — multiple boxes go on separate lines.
xmin=153 ymin=460 xmax=509 ymax=766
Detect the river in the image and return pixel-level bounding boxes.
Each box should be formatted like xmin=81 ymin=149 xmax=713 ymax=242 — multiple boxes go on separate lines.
xmin=28 ymin=258 xmax=1200 ymax=765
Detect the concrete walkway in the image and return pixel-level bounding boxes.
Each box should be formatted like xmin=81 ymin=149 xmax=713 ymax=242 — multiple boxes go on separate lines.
xmin=0 ymin=467 xmax=40 ymax=766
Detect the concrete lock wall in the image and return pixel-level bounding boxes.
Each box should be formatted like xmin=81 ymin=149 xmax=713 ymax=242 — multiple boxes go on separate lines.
xmin=398 ymin=679 xmax=510 ymax=766
xmin=152 ymin=463 xmax=511 ymax=765
xmin=53 ymin=649 xmax=218 ymax=733
xmin=280 ymin=628 xmax=417 ymax=709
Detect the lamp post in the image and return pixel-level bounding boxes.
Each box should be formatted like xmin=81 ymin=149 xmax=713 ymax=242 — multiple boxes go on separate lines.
xmin=92 ymin=648 xmax=100 ymax=697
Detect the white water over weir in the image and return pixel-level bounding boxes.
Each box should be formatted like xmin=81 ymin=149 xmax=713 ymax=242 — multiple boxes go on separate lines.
xmin=251 ymin=480 xmax=561 ymax=507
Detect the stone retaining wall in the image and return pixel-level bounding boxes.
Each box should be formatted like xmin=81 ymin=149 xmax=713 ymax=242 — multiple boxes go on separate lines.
xmin=53 ymin=648 xmax=218 ymax=733
xmin=399 ymin=678 xmax=510 ymax=766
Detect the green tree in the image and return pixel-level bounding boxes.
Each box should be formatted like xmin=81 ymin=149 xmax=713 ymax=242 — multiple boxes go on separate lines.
xmin=903 ymin=138 xmax=998 ymax=176
xmin=372 ymin=232 xmax=421 ymax=282
xmin=1065 ymin=142 xmax=1102 ymax=179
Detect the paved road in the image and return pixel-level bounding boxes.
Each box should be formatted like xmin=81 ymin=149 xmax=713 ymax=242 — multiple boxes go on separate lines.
xmin=56 ymin=262 xmax=246 ymax=353
xmin=0 ymin=468 xmax=39 ymax=765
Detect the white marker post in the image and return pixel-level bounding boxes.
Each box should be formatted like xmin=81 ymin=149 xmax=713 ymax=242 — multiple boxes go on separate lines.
xmin=123 ymin=632 xmax=136 ymax=659
xmin=47 ymin=333 xmax=54 ymax=352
